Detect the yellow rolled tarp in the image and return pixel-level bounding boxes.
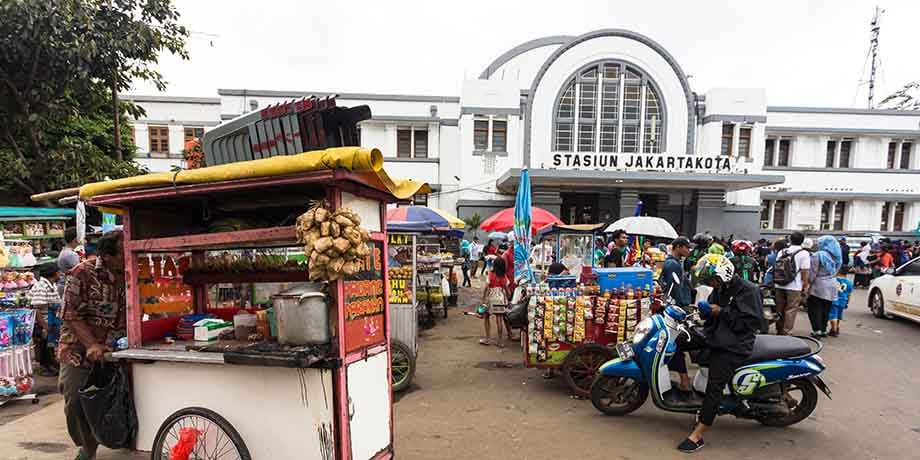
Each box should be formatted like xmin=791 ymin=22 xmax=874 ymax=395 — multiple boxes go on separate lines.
xmin=79 ymin=147 xmax=431 ymax=201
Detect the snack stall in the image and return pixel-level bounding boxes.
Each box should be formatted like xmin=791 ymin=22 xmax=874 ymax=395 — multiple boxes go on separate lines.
xmin=81 ymin=147 xmax=427 ymax=459
xmin=385 ymin=232 xmax=417 ymax=392
xmin=0 ymin=207 xmax=74 ymax=260
xmin=522 ymin=266 xmax=661 ymax=397
xmin=0 ymin=281 xmax=37 ymax=406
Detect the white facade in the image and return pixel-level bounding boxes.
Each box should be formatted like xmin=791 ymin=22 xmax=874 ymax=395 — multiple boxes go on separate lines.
xmin=128 ymin=29 xmax=920 ymax=238
xmin=124 ymin=95 xmax=222 ymax=172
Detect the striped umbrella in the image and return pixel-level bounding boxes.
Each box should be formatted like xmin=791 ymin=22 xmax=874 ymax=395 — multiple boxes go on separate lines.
xmin=386 ymin=206 xmax=465 ymax=232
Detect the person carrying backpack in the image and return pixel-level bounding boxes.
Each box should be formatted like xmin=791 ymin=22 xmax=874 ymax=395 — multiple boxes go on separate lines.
xmin=772 ymin=232 xmax=811 ymax=335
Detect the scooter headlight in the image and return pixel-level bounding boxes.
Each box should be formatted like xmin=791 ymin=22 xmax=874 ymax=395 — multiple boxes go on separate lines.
xmin=632 ymin=317 xmax=654 ymax=344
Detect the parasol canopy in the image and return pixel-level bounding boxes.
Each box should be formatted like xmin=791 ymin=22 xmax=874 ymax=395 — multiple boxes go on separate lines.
xmin=386 ymin=206 xmax=465 ymax=232
xmin=480 ymin=207 xmax=562 ymax=233
xmin=604 ymin=216 xmax=678 ymax=239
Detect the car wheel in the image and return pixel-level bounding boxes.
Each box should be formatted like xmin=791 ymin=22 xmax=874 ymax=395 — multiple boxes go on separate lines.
xmin=870 ymin=290 xmax=890 ymax=319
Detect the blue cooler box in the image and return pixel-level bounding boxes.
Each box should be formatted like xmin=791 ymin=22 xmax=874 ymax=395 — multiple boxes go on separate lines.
xmin=593 ymin=267 xmax=654 ymax=293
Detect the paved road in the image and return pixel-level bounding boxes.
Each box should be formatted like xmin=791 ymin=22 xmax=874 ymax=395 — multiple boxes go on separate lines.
xmin=3 ymin=285 xmax=919 ymax=459
xmin=394 ymin=284 xmax=920 ymax=460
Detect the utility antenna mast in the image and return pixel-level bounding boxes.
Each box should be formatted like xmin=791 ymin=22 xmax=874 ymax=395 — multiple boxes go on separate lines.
xmin=867 ymin=6 xmax=883 ymax=109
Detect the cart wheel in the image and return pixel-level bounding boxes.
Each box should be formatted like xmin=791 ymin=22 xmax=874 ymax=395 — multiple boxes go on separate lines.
xmin=561 ymin=343 xmax=616 ymax=398
xmin=391 ymin=340 xmax=416 ymax=392
xmin=152 ymin=407 xmax=251 ymax=460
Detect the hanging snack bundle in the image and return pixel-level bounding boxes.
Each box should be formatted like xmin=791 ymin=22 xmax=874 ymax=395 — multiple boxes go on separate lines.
xmin=297 ymin=201 xmax=371 ymax=281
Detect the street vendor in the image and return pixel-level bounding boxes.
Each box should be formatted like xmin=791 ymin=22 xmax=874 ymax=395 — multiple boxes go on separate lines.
xmin=603 ymin=229 xmax=630 ymax=268
xmin=29 ymin=262 xmax=62 ymax=375
xmin=58 ymin=231 xmax=126 ymax=460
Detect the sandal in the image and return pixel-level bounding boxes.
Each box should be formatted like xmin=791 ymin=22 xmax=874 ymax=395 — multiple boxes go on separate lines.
xmin=479 ymin=338 xmax=490 ymax=346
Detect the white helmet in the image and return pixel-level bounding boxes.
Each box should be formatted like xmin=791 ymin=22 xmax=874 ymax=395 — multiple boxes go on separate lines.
xmin=693 ymin=253 xmax=735 ymax=284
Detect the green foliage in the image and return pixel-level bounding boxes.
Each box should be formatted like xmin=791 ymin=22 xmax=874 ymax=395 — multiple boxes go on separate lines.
xmin=880 ymin=81 xmax=920 ymax=110
xmin=0 ymin=0 xmax=187 ymax=201
xmin=463 ymin=213 xmax=483 ymax=230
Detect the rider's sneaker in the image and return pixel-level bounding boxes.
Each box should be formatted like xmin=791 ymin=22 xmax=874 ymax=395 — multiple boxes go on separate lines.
xmin=677 ymin=438 xmax=705 ymax=453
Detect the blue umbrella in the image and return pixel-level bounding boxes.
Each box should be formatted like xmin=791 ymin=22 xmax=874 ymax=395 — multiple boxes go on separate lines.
xmin=513 ymin=169 xmax=534 ymax=283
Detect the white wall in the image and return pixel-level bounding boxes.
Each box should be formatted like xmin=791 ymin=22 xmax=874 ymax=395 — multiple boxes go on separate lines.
xmin=766 ymin=110 xmax=920 ymax=131
xmin=483 ymin=43 xmax=563 ymax=91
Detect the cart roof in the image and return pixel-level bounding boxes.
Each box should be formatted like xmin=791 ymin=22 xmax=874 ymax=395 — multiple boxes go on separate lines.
xmin=0 ymin=207 xmax=75 ymax=219
xmin=80 ymin=147 xmax=430 ymax=206
xmin=536 ymin=223 xmax=606 ymax=237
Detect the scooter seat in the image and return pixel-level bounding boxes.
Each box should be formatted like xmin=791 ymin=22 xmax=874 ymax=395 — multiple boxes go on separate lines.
xmin=743 ymin=335 xmax=812 ymax=365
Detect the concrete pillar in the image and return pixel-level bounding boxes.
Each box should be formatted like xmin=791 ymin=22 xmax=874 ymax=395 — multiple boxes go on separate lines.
xmin=618 ymin=190 xmax=640 ymax=221
xmin=695 ymin=190 xmax=726 ymax=236
xmin=532 ymin=189 xmax=563 ymax=220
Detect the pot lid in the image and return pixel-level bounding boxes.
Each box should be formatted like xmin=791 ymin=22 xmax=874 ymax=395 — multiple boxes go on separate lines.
xmin=272 ymin=282 xmax=325 ymax=297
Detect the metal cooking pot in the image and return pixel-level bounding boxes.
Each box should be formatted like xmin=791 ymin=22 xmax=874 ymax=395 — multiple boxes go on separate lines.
xmin=271 ymin=283 xmax=330 ymax=345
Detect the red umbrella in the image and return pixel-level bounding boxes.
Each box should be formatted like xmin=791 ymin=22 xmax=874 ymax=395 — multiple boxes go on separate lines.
xmin=480 ymin=207 xmax=562 ymax=233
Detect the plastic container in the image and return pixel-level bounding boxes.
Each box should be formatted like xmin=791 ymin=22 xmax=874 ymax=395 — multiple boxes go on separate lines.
xmin=233 ymin=312 xmax=257 ymax=341
xmin=546 ymin=275 xmax=577 ymax=289
xmin=266 ymin=308 xmax=277 ymax=338
xmin=593 ymin=267 xmax=654 ymax=293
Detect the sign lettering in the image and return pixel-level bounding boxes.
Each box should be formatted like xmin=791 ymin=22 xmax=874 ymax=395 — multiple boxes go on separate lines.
xmin=550 ymin=153 xmax=736 ymax=173
xmin=343 ymin=241 xmax=386 ymax=353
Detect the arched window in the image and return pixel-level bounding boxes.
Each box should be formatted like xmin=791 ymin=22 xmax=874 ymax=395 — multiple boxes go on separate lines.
xmin=552 ymin=61 xmax=665 ymax=154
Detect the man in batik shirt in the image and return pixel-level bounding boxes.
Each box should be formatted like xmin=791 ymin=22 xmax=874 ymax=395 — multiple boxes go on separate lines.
xmin=58 ymin=231 xmax=126 ymax=460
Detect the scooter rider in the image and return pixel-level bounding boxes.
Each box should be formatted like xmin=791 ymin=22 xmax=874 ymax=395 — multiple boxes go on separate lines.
xmin=678 ymin=254 xmax=764 ymax=453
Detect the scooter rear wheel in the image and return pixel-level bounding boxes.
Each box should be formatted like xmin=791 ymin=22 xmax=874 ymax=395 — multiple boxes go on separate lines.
xmin=590 ymin=374 xmax=648 ymax=416
xmin=757 ymin=378 xmax=818 ymax=427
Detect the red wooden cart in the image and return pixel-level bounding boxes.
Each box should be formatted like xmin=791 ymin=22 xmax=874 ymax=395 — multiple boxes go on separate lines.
xmin=83 ymin=150 xmax=426 ymax=460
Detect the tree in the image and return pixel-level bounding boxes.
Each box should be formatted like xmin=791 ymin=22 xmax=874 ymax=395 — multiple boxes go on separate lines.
xmin=0 ymin=0 xmax=188 ymax=202
xmin=880 ymin=81 xmax=920 ymax=110
xmin=463 ymin=213 xmax=483 ymax=230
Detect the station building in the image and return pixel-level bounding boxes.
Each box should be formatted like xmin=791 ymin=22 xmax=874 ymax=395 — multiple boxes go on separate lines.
xmin=127 ymin=29 xmax=920 ymax=239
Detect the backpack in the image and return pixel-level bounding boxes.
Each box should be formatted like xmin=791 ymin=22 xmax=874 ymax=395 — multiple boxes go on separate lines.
xmin=772 ymin=249 xmax=804 ymax=286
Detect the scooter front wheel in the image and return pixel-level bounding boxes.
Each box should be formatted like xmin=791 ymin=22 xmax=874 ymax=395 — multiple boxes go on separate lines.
xmin=590 ymin=374 xmax=648 ymax=416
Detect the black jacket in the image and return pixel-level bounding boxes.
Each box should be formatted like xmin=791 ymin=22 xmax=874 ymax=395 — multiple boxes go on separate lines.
xmin=704 ymin=279 xmax=763 ymax=356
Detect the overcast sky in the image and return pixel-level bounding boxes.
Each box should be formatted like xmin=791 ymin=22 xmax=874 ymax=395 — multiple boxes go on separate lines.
xmin=130 ymin=0 xmax=920 ymax=108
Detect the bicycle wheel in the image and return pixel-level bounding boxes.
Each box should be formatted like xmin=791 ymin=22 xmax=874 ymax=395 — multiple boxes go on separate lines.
xmin=151 ymin=407 xmax=251 ymax=460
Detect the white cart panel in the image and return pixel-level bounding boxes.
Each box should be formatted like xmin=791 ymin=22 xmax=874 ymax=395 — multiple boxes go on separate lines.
xmin=132 ymin=362 xmax=335 ymax=459
xmin=342 ymin=191 xmax=381 ymax=232
xmin=346 ymin=351 xmax=392 ymax=459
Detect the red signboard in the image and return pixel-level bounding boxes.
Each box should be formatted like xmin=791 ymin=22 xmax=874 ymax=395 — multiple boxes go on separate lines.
xmin=343 ymin=242 xmax=386 ymax=354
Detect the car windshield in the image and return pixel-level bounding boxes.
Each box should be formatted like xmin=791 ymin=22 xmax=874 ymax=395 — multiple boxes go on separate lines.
xmin=896 ymin=257 xmax=920 ymax=276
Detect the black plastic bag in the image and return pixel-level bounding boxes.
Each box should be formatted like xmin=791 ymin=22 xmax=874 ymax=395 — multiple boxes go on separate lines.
xmin=79 ymin=363 xmax=137 ymax=449
xmin=505 ymin=302 xmax=527 ymax=328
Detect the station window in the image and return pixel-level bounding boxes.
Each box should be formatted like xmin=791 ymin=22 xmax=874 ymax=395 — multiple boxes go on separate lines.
xmin=552 ymin=60 xmax=664 ymax=153
xmin=473 ymin=119 xmax=489 ymax=151
xmin=738 ymin=126 xmax=752 ymax=159
xmin=184 ymin=127 xmax=204 ymax=144
xmin=492 ymin=120 xmax=507 ymax=152
xmin=822 ymin=200 xmax=847 ymax=231
xmin=826 ymin=139 xmax=853 ymax=168
xmin=472 ymin=117 xmax=507 ymax=154
xmin=777 ymin=139 xmax=791 ymax=166
xmin=720 ymin=123 xmax=734 ymax=156
xmin=761 ymin=199 xmax=787 ymax=229
xmin=887 ymin=140 xmax=915 ymax=170
xmin=397 ymin=128 xmax=428 ymax=158
xmin=148 ymin=126 xmax=170 ymax=154
xmin=763 ymin=139 xmax=775 ymax=166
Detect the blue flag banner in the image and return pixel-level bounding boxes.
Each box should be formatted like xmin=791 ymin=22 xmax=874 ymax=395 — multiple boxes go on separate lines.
xmin=513 ymin=169 xmax=534 ymax=284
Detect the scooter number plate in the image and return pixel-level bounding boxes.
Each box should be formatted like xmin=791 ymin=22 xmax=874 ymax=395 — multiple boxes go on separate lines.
xmin=615 ymin=343 xmax=635 ymax=360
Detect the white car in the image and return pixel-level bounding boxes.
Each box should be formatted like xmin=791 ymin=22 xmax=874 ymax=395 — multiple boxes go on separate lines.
xmin=869 ymin=257 xmax=920 ymax=322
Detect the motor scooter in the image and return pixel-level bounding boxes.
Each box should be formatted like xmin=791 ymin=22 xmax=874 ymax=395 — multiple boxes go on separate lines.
xmin=590 ymin=275 xmax=831 ymax=427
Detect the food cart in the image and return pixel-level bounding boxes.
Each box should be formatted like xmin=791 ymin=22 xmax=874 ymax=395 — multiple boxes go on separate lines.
xmin=385 ymin=231 xmax=417 ymax=392
xmin=81 ymin=147 xmax=428 ymax=459
xmin=535 ymin=223 xmax=606 ymax=277
xmin=0 ymin=207 xmax=75 ymax=262
xmin=521 ymin=266 xmax=661 ymax=397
